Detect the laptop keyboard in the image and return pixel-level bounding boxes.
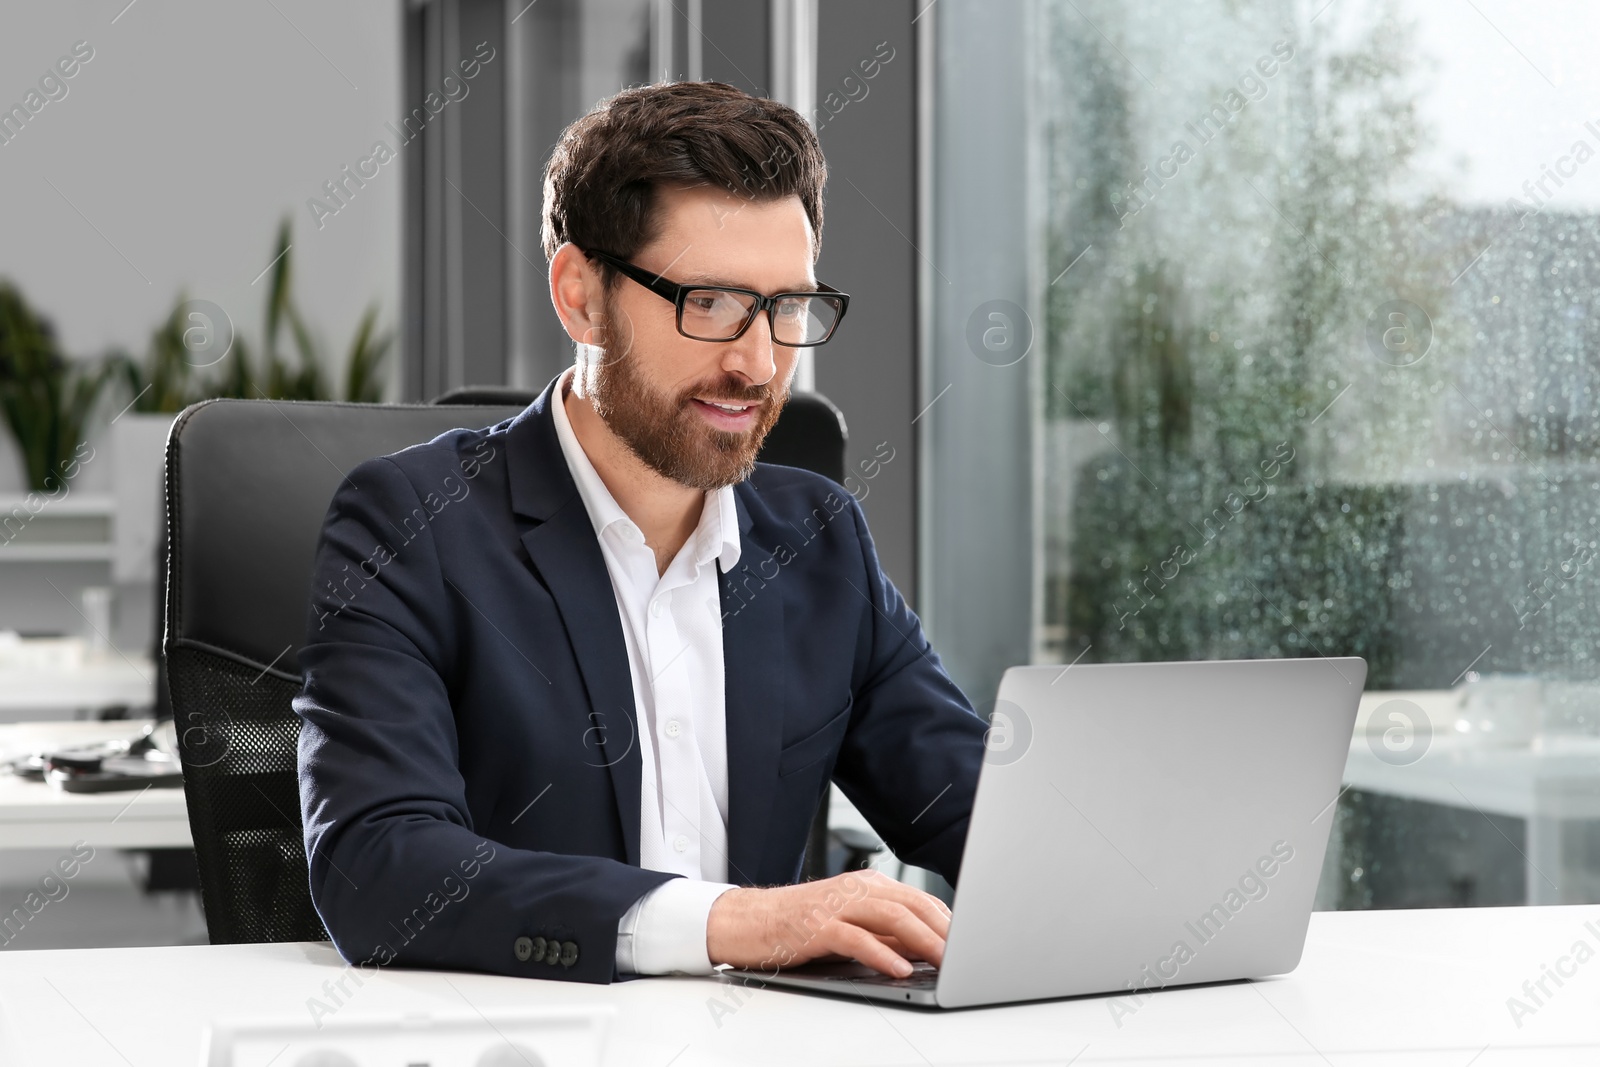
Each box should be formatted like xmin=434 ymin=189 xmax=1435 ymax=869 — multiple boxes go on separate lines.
xmin=842 ymin=963 xmax=939 ymax=990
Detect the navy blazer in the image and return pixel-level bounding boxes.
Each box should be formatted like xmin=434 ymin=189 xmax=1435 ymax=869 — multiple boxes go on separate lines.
xmin=293 ymin=375 xmax=987 ymax=983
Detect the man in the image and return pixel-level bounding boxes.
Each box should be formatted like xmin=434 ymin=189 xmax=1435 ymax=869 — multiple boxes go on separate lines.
xmin=294 ymin=80 xmax=987 ymax=985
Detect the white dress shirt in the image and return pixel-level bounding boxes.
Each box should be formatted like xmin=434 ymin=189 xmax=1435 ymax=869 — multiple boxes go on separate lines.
xmin=549 ymin=368 xmax=740 ymax=975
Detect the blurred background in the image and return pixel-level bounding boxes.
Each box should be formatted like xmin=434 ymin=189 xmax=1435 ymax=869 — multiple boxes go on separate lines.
xmin=1 ymin=0 xmax=1597 ymax=950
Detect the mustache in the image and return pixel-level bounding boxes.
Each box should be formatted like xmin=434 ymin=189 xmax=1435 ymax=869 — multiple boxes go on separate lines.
xmin=678 ymin=375 xmax=779 ymax=405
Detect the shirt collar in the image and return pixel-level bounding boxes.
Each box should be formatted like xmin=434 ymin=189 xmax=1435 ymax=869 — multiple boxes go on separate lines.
xmin=550 ymin=367 xmax=742 ymax=574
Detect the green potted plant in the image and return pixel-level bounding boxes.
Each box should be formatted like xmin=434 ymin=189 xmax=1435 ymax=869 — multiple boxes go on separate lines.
xmin=100 ymin=216 xmax=395 ymax=584
xmin=0 ymin=282 xmax=116 ymax=493
xmin=109 ymin=217 xmax=393 ymax=413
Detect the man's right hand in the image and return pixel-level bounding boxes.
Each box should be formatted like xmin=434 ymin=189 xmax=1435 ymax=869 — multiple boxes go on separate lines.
xmin=705 ymin=869 xmax=951 ymax=977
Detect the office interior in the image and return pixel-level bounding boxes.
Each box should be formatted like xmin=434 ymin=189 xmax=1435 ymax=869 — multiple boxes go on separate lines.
xmin=1 ymin=0 xmax=1598 ymax=1057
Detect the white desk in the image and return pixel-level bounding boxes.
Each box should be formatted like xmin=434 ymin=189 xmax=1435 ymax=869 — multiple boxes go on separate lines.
xmin=1348 ymin=692 xmax=1600 ymax=905
xmin=0 ymin=657 xmax=156 ymax=717
xmin=0 ymin=720 xmax=190 ymax=850
xmin=1 ymin=907 xmax=1597 ymax=1065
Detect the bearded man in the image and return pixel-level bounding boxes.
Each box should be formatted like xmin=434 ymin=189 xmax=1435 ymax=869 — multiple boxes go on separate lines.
xmin=293 ymin=80 xmax=987 ymax=985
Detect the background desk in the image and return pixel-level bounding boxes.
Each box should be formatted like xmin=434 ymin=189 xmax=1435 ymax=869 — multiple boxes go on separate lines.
xmin=0 ymin=721 xmax=189 ymax=850
xmin=0 ymin=655 xmax=156 ymax=719
xmin=2 ymin=906 xmax=1597 ymax=1065
xmin=1350 ymin=691 xmax=1600 ymax=905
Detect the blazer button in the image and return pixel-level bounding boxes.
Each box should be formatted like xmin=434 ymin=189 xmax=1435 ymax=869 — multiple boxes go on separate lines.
xmin=559 ymin=941 xmax=578 ymax=967
xmin=513 ymin=936 xmax=533 ymax=962
xmin=532 ymin=936 xmax=547 ymax=962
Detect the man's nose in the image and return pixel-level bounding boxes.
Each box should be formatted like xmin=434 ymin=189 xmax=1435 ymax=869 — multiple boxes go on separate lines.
xmin=721 ymin=309 xmax=777 ymax=386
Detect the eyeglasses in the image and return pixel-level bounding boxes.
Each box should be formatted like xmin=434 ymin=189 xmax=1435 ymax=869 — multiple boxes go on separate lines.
xmin=583 ymin=248 xmax=850 ymax=347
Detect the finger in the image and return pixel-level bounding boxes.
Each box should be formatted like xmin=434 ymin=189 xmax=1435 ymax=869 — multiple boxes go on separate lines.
xmin=832 ymin=873 xmax=951 ymax=954
xmin=867 ymin=934 xmax=929 ymax=962
xmin=824 ymin=922 xmax=917 ymax=977
xmin=852 ymin=878 xmax=952 ymax=941
xmin=858 ymin=872 xmax=952 ymax=919
xmin=897 ymin=891 xmax=952 ymax=941
xmin=841 ymin=898 xmax=946 ymax=967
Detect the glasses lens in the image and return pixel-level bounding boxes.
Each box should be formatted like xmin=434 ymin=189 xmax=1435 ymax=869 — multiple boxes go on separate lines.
xmin=773 ymin=294 xmax=842 ymax=346
xmin=681 ymin=289 xmax=758 ymax=340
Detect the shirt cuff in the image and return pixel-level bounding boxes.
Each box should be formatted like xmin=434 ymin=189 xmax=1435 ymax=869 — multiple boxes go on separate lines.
xmin=615 ymin=878 xmax=739 ymax=976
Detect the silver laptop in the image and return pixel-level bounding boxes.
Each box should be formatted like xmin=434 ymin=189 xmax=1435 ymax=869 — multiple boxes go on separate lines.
xmin=728 ymin=656 xmax=1366 ymax=1008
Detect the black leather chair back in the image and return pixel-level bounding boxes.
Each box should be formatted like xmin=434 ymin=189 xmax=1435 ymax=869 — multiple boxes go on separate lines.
xmin=164 ymin=389 xmax=847 ymax=944
xmin=753 ymin=392 xmax=848 ymax=484
xmin=428 ymin=387 xmax=849 ymax=483
xmin=164 ymin=400 xmax=527 ymax=943
xmin=430 ymin=385 xmax=543 ymax=407
xmin=746 ymin=394 xmax=848 ymax=875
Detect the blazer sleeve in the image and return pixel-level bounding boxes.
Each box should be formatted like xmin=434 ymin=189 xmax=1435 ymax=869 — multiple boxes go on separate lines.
xmin=292 ymin=455 xmax=673 ymax=983
xmin=829 ymin=493 xmax=989 ymax=887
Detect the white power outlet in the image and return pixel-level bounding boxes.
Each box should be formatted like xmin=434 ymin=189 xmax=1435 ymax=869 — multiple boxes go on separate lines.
xmin=201 ymin=1006 xmax=613 ymax=1067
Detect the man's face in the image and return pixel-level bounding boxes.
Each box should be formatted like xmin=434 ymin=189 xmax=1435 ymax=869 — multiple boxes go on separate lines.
xmin=581 ymin=185 xmax=815 ymax=491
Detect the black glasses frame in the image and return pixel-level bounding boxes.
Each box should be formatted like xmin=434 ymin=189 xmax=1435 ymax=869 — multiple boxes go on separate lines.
xmin=583 ymin=248 xmax=850 ymax=347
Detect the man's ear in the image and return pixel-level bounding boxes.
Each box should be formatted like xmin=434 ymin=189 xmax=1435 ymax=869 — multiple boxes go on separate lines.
xmin=548 ymin=242 xmax=606 ymax=345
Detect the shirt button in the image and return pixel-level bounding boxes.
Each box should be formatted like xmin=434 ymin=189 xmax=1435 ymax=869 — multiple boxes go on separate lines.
xmin=651 ymin=594 xmax=668 ymax=618
xmin=674 ymin=834 xmax=689 ymax=853
xmin=665 ymin=719 xmax=681 ymax=739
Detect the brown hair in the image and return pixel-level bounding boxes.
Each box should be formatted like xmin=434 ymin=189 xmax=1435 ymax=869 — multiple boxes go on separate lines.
xmin=541 ymin=81 xmax=827 ymax=289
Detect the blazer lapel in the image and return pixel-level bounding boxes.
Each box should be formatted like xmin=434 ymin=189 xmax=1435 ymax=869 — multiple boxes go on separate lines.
xmin=507 ymin=377 xmax=643 ymax=866
xmin=719 ymin=489 xmax=786 ymax=885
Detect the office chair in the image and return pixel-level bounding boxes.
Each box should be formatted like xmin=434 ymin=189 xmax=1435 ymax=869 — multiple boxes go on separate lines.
xmin=430 ymin=384 xmax=541 ymax=406
xmin=164 ymin=399 xmax=529 ymax=943
xmin=430 ymin=385 xmax=872 ymax=882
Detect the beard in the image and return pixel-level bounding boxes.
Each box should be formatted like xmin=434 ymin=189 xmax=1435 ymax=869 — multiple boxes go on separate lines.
xmin=587 ymin=297 xmax=789 ymax=491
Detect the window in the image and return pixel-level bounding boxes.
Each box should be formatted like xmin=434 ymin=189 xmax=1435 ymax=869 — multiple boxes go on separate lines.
xmin=925 ymin=0 xmax=1600 ymax=908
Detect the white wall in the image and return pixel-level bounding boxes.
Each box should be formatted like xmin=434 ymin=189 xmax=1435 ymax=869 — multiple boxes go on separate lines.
xmin=0 ymin=0 xmax=403 ymax=494
xmin=0 ymin=1 xmax=402 ymax=659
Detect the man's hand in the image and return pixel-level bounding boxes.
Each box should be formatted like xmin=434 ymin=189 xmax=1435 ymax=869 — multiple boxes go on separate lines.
xmin=705 ymin=869 xmax=951 ymax=977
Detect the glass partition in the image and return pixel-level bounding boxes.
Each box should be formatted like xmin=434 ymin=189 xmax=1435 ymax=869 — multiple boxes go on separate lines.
xmin=927 ymin=0 xmax=1600 ymax=909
